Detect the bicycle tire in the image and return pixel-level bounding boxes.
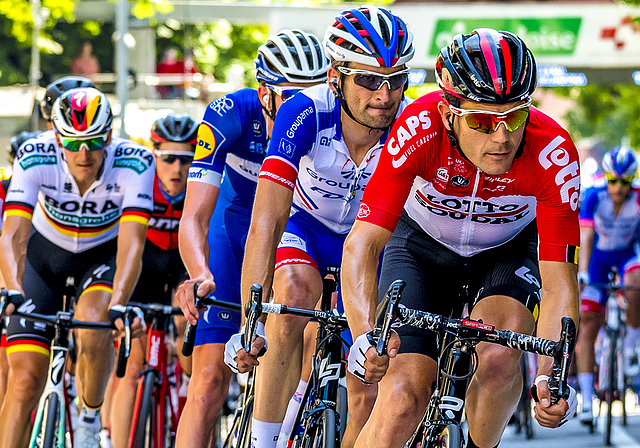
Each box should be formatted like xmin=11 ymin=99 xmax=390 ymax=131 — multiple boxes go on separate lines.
xmin=238 ymin=394 xmax=254 ymax=448
xmin=435 ymin=424 xmax=462 ymax=448
xmin=337 ymin=383 xmax=348 ymax=440
xmin=314 ymin=408 xmax=336 ymax=448
xmin=131 ymin=371 xmax=156 ymax=448
xmin=605 ymin=331 xmax=616 ymax=446
xmin=42 ymin=393 xmax=60 ymax=448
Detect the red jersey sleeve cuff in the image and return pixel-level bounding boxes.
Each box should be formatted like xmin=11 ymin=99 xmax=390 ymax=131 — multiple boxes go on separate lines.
xmin=356 ymin=203 xmax=401 ymax=232
xmin=259 ymin=156 xmax=298 ymax=191
xmin=539 ymin=242 xmax=579 ymax=264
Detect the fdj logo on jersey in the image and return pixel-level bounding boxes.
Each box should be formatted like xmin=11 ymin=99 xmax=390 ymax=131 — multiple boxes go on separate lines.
xmin=113 ymin=147 xmax=153 ymax=174
xmin=538 ymin=136 xmax=580 ymax=211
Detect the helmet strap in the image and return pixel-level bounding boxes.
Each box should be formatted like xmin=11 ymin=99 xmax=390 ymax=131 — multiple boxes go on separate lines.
xmin=335 ymin=79 xmax=389 ymax=134
xmin=260 ymin=89 xmax=277 ymax=122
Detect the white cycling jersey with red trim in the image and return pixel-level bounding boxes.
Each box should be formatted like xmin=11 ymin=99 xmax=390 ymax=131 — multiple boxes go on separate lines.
xmin=259 ymin=84 xmax=411 ymax=234
xmin=5 ymin=130 xmax=155 ymax=253
xmin=357 ymin=91 xmax=580 ymax=262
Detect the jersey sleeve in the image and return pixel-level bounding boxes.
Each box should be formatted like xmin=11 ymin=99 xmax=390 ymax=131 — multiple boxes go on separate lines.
xmin=188 ymin=93 xmax=244 ymax=188
xmin=4 ymin=147 xmax=42 ymax=222
xmin=116 ymin=143 xmax=155 ymax=226
xmin=533 ymin=131 xmax=581 ymax=263
xmin=258 ymin=93 xmax=318 ymax=190
xmin=578 ymin=187 xmax=598 ymax=227
xmin=357 ymin=100 xmax=437 ymax=231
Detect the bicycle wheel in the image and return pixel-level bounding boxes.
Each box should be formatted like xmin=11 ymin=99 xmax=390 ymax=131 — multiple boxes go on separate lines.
xmin=41 ymin=393 xmax=60 ymax=448
xmin=337 ymin=382 xmax=348 ymax=440
xmin=237 ymin=394 xmax=254 ymax=448
xmin=131 ymin=371 xmax=156 ymax=448
xmin=313 ymin=408 xmax=336 ymax=448
xmin=435 ymin=424 xmax=462 ymax=448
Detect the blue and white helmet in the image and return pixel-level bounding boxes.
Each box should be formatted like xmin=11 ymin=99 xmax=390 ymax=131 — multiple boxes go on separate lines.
xmin=602 ymin=146 xmax=638 ymax=179
xmin=255 ymin=29 xmax=329 ymax=85
xmin=323 ymin=6 xmax=414 ymax=68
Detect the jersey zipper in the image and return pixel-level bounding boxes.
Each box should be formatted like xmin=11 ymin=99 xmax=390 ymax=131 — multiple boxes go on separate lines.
xmin=460 ymin=168 xmax=482 ymax=256
xmin=340 ymin=146 xmax=378 ymax=224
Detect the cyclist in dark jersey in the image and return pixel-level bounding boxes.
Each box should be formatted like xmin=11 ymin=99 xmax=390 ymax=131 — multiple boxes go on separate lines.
xmin=341 ymin=29 xmax=580 ymax=448
xmin=109 ymin=113 xmax=195 ymax=448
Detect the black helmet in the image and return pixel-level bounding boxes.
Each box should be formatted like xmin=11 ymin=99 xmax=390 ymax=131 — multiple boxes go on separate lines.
xmin=8 ymin=131 xmax=42 ymax=161
xmin=150 ymin=113 xmax=198 ymax=147
xmin=41 ymin=76 xmax=96 ymax=121
xmin=435 ymin=28 xmax=536 ymax=105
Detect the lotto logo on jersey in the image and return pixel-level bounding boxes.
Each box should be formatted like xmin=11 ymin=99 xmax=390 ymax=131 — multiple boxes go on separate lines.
xmin=538 ymin=136 xmax=580 ymax=211
xmin=195 ymin=123 xmax=224 ymax=163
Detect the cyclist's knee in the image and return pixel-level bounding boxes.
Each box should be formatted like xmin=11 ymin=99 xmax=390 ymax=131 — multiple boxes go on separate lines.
xmin=273 ymin=265 xmax=322 ymax=309
xmin=6 ymin=364 xmax=45 ymax=404
xmin=475 ymin=345 xmax=520 ymax=384
xmin=378 ymin=375 xmax=431 ymax=421
xmin=190 ymin=361 xmax=231 ymax=405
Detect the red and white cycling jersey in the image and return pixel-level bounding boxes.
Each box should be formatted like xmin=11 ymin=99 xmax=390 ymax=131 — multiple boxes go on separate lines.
xmin=358 ymin=91 xmax=580 ymax=262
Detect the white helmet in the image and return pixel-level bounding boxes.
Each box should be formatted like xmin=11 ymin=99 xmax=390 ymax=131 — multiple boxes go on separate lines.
xmin=255 ymin=29 xmax=329 ymax=85
xmin=323 ymin=6 xmax=414 ymax=68
xmin=52 ymin=87 xmax=113 ymax=138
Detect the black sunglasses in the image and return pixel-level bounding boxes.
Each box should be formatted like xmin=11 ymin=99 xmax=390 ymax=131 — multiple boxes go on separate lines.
xmin=160 ymin=154 xmax=193 ymax=165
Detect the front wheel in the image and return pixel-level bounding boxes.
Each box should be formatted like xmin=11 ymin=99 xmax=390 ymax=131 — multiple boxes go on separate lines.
xmin=41 ymin=393 xmax=60 ymax=448
xmin=436 ymin=424 xmax=462 ymax=448
xmin=293 ymin=408 xmax=337 ymax=448
xmin=130 ymin=371 xmax=156 ymax=448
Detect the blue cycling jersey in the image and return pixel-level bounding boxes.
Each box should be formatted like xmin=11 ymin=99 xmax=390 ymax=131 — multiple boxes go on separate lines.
xmin=188 ymin=88 xmax=268 ymax=212
xmin=579 ymin=185 xmax=640 ymax=252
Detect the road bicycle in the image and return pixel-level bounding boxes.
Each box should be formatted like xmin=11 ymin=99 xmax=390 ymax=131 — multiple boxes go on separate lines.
xmin=0 ymin=287 xmax=117 ymax=448
xmin=367 ymin=279 xmax=576 ymax=448
xmin=512 ymin=352 xmax=536 ymax=439
xmin=244 ymin=266 xmax=351 ymax=448
xmin=591 ymin=273 xmax=631 ymax=445
xmin=115 ymin=301 xmax=185 ymax=448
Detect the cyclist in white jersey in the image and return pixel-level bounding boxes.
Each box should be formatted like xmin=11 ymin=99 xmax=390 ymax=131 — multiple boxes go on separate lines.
xmin=224 ymin=7 xmax=415 ymax=448
xmin=0 ymin=87 xmax=153 ymax=448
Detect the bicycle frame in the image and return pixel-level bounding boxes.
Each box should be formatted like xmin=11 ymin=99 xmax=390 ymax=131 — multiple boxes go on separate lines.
xmin=128 ymin=304 xmax=183 ymax=448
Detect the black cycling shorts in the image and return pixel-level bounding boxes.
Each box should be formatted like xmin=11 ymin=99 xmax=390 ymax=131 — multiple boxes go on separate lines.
xmin=128 ymin=240 xmax=187 ymax=307
xmin=6 ymin=231 xmax=117 ymax=353
xmin=379 ymin=212 xmax=541 ymax=361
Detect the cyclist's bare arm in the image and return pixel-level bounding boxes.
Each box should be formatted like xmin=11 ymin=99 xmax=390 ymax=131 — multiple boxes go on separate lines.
xmin=177 ymin=181 xmax=219 ymax=323
xmin=0 ymin=215 xmax=32 ymax=297
xmin=578 ymin=226 xmax=594 ymax=275
xmin=342 ymin=220 xmax=391 ymax=337
xmin=238 ymin=179 xmax=293 ymax=339
xmin=534 ymin=260 xmax=579 ymax=425
xmin=109 ymin=220 xmax=148 ymax=335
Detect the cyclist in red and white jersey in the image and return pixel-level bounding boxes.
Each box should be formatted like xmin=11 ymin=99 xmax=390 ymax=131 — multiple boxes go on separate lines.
xmin=0 ymin=87 xmax=153 ymax=448
xmin=109 ymin=113 xmax=195 ymax=448
xmin=225 ymin=7 xmax=414 ymax=448
xmin=341 ymin=29 xmax=580 ymax=448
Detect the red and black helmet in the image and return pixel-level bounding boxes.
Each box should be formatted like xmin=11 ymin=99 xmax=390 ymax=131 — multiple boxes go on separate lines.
xmin=150 ymin=113 xmax=198 ymax=146
xmin=435 ymin=28 xmax=536 ymax=105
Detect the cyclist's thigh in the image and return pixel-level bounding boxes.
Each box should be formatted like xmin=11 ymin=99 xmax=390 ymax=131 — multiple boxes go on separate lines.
xmin=379 ymin=215 xmax=466 ymax=361
xmin=6 ymin=257 xmax=61 ymax=355
xmin=194 ymin=208 xmax=249 ymax=347
xmin=129 ymin=242 xmax=185 ymax=306
xmin=583 ymin=249 xmax=617 ymax=313
xmin=621 ymin=251 xmax=640 ymax=285
xmin=75 ymin=256 xmax=117 ymax=318
xmin=471 ymin=224 xmax=540 ymax=326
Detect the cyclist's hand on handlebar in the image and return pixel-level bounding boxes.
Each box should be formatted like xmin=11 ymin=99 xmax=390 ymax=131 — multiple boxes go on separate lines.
xmin=532 ymin=375 xmax=577 ymax=428
xmin=176 ymin=277 xmax=214 ymax=325
xmin=347 ymin=330 xmax=401 ymax=384
xmin=1 ymin=290 xmax=26 ymax=317
xmin=108 ymin=305 xmax=147 ymax=338
xmin=224 ymin=323 xmax=267 ymax=373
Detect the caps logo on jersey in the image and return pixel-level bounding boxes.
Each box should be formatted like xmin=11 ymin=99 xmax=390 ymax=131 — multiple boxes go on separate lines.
xmin=195 ymin=123 xmax=223 ymax=163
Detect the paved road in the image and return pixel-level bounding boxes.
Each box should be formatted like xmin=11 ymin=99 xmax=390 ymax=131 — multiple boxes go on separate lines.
xmin=502 ymin=397 xmax=640 ymax=448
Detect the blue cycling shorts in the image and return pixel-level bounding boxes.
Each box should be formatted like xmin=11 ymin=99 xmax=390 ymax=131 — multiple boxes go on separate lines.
xmin=194 ymin=205 xmax=250 ymax=346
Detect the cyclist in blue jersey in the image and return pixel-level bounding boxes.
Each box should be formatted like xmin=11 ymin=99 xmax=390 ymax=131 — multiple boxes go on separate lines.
xmin=174 ymin=29 xmax=329 ymax=448
xmin=224 ymin=7 xmax=414 ymax=448
xmin=575 ymin=146 xmax=640 ymax=425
